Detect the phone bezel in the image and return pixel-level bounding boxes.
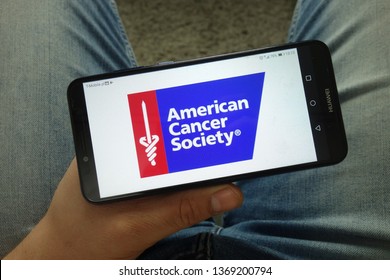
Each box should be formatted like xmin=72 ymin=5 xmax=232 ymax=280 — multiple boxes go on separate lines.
xmin=67 ymin=40 xmax=347 ymax=203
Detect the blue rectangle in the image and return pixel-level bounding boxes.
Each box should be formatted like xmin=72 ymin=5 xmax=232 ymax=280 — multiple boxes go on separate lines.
xmin=156 ymin=72 xmax=265 ymax=173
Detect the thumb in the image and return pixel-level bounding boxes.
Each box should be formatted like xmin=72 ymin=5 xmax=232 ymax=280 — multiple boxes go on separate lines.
xmin=135 ymin=184 xmax=243 ymax=248
xmin=171 ymin=184 xmax=243 ymax=228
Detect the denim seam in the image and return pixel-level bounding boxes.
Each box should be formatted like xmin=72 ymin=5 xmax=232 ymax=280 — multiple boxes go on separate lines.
xmin=287 ymin=0 xmax=301 ymax=42
xmin=109 ymin=0 xmax=138 ymax=67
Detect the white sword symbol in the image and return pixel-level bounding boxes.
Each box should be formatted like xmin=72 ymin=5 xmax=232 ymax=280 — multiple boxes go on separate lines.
xmin=139 ymin=101 xmax=159 ymax=166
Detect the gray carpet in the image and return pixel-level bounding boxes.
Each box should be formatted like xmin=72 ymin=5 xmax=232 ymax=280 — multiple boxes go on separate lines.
xmin=116 ymin=0 xmax=297 ymax=66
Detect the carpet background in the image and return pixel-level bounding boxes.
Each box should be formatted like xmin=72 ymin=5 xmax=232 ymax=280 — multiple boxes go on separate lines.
xmin=116 ymin=0 xmax=297 ymax=66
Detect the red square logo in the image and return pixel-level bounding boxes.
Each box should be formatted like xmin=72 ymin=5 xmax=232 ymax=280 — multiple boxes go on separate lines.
xmin=128 ymin=91 xmax=169 ymax=178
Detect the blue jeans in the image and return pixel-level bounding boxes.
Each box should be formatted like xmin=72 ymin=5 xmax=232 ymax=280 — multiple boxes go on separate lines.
xmin=1 ymin=0 xmax=389 ymax=259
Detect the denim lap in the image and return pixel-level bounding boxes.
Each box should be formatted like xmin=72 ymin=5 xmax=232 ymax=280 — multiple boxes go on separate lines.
xmin=1 ymin=0 xmax=389 ymax=259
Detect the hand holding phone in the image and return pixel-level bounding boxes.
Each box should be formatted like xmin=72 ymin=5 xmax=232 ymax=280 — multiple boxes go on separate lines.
xmin=5 ymin=158 xmax=243 ymax=259
xmin=68 ymin=41 xmax=347 ymax=202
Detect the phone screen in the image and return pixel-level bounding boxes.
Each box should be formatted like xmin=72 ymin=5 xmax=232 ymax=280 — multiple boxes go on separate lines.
xmin=69 ymin=41 xmax=347 ymax=201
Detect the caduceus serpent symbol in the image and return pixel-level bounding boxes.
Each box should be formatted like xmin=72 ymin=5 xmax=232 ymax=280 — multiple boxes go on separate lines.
xmin=139 ymin=101 xmax=159 ymax=166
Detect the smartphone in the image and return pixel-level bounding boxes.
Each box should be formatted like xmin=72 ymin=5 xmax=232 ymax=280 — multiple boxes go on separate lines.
xmin=68 ymin=40 xmax=347 ymax=203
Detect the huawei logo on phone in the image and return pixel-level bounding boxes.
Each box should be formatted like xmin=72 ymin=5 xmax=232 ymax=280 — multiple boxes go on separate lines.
xmin=325 ymin=88 xmax=334 ymax=113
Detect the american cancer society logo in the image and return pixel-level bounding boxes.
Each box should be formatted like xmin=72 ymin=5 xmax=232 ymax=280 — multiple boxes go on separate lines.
xmin=128 ymin=72 xmax=265 ymax=178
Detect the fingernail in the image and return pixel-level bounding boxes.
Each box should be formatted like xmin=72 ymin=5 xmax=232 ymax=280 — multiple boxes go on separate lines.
xmin=211 ymin=186 xmax=243 ymax=214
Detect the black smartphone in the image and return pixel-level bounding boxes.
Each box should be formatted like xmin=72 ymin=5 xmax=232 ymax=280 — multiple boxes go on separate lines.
xmin=68 ymin=40 xmax=347 ymax=203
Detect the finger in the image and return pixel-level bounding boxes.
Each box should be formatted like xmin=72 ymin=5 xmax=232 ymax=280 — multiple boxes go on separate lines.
xmin=130 ymin=184 xmax=243 ymax=248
